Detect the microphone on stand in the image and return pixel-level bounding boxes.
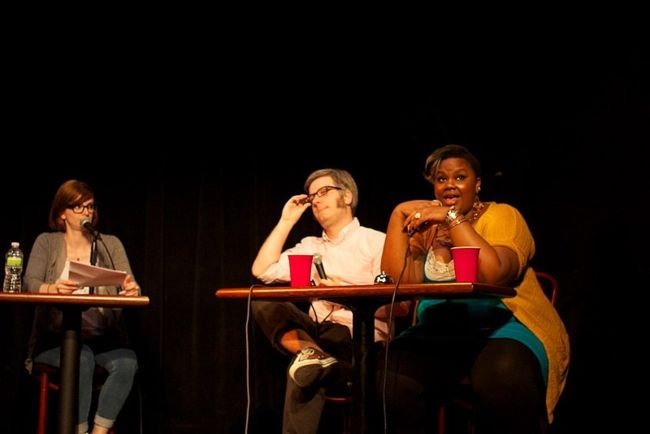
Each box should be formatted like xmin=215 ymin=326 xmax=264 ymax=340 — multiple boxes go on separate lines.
xmin=313 ymin=253 xmax=327 ymax=279
xmin=80 ymin=218 xmax=99 ymax=294
xmin=80 ymin=218 xmax=100 ymax=239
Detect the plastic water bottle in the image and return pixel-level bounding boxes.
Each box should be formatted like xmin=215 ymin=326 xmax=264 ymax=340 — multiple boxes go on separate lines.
xmin=3 ymin=241 xmax=24 ymax=292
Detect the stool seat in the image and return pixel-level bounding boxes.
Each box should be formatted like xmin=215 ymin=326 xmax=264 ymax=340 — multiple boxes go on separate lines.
xmin=324 ymin=394 xmax=353 ymax=404
xmin=323 ymin=383 xmax=354 ymax=434
xmin=31 ymin=362 xmax=116 ymax=434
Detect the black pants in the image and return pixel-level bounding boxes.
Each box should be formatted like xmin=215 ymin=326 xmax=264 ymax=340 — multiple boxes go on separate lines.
xmin=251 ymin=301 xmax=353 ymax=434
xmin=377 ymin=334 xmax=547 ymax=434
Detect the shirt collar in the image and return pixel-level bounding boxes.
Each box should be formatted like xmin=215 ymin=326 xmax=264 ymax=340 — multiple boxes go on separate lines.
xmin=321 ymin=217 xmax=360 ymax=243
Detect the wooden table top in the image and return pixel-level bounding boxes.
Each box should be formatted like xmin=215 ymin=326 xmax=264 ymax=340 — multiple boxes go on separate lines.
xmin=0 ymin=292 xmax=150 ymax=308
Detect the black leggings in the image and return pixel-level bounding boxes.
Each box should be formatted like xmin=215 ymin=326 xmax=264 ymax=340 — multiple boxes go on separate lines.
xmin=378 ymin=337 xmax=547 ymax=434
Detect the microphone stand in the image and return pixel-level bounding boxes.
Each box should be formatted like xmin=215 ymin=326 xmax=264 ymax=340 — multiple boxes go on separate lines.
xmin=89 ymin=233 xmax=100 ymax=295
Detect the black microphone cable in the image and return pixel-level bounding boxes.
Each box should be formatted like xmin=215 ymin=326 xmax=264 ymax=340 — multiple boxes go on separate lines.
xmin=311 ymin=301 xmax=336 ymax=338
xmin=244 ymin=283 xmax=264 ymax=434
xmin=81 ymin=219 xmax=101 ymax=294
xmin=97 ymin=237 xmax=126 ymax=294
xmin=97 ymin=235 xmax=144 ymax=434
xmin=381 ymin=239 xmax=412 ymax=434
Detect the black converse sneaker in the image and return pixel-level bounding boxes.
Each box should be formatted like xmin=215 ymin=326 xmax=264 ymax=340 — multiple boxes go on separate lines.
xmin=288 ymin=347 xmax=338 ymax=388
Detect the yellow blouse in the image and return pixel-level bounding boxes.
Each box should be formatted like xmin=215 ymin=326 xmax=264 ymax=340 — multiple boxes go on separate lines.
xmin=475 ymin=202 xmax=570 ymax=422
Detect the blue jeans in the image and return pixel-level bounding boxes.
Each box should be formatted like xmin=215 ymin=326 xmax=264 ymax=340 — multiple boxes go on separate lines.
xmin=34 ymin=345 xmax=138 ymax=429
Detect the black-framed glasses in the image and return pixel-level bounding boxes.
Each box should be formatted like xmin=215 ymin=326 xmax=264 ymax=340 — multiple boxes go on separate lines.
xmin=68 ymin=204 xmax=97 ymax=214
xmin=305 ymin=185 xmax=342 ymax=202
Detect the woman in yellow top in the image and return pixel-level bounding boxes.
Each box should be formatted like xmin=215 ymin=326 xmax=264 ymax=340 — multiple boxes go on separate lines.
xmin=380 ymin=145 xmax=569 ymax=434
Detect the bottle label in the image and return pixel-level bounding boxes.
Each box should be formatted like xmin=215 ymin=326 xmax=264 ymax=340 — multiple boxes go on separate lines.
xmin=6 ymin=257 xmax=22 ymax=267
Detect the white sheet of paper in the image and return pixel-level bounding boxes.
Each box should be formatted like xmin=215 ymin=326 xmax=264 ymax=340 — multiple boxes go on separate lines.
xmin=69 ymin=261 xmax=127 ymax=287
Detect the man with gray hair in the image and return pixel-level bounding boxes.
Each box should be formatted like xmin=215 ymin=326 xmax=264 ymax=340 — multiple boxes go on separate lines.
xmin=252 ymin=168 xmax=386 ymax=434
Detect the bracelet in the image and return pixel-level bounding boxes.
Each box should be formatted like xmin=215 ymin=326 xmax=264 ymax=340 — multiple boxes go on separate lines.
xmin=448 ymin=216 xmax=468 ymax=229
xmin=445 ymin=206 xmax=460 ymax=224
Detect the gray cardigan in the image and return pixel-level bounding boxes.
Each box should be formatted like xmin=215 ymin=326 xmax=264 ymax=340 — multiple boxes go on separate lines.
xmin=24 ymin=232 xmax=137 ymax=368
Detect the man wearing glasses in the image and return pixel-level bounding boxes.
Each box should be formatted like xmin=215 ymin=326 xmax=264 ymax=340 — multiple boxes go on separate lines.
xmin=251 ymin=168 xmax=386 ymax=434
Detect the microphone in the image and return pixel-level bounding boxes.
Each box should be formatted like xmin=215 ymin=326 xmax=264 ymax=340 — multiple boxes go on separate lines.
xmin=313 ymin=253 xmax=327 ymax=279
xmin=80 ymin=218 xmax=99 ymax=238
xmin=407 ymin=221 xmax=432 ymax=237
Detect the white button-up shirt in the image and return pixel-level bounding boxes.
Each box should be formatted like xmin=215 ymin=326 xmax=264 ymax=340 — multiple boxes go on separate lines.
xmin=257 ymin=218 xmax=388 ymax=341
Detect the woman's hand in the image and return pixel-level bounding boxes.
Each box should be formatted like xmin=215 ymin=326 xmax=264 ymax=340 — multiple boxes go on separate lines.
xmin=119 ymin=274 xmax=141 ymax=296
xmin=48 ymin=279 xmax=80 ymax=294
xmin=402 ymin=199 xmax=444 ymax=235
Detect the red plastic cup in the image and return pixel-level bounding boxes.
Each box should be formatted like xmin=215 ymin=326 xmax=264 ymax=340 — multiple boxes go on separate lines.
xmin=288 ymin=254 xmax=313 ymax=287
xmin=451 ymin=246 xmax=480 ymax=282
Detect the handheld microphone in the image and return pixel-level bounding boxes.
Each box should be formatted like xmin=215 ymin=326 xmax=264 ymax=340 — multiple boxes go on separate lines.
xmin=407 ymin=221 xmax=432 ymax=237
xmin=313 ymin=253 xmax=327 ymax=279
xmin=80 ymin=218 xmax=100 ymax=238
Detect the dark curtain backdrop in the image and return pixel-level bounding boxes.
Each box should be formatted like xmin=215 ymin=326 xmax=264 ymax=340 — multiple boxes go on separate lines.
xmin=1 ymin=44 xmax=647 ymax=433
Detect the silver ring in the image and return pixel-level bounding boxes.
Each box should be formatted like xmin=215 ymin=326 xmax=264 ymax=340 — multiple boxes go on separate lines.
xmin=414 ymin=212 xmax=421 ymax=219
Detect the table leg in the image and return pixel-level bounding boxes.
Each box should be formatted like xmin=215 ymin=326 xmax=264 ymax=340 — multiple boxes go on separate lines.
xmin=350 ymin=303 xmax=378 ymax=434
xmin=58 ymin=307 xmax=81 ymax=434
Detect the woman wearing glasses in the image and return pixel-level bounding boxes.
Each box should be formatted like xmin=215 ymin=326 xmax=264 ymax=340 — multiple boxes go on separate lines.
xmin=24 ymin=179 xmax=140 ymax=434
